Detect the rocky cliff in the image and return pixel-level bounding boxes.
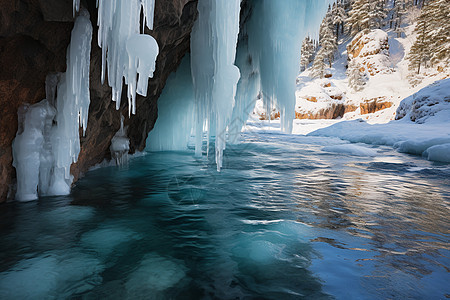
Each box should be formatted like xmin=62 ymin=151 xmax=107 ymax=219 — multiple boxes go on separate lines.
xmin=0 ymin=0 xmax=198 ymax=202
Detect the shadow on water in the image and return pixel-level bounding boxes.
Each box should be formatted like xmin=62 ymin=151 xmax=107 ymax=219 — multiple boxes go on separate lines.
xmin=0 ymin=133 xmax=449 ymax=299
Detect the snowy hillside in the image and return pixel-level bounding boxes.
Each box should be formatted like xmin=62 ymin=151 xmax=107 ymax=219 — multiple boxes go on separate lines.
xmin=295 ymin=25 xmax=449 ymax=124
xmin=254 ymin=0 xmax=449 ymax=125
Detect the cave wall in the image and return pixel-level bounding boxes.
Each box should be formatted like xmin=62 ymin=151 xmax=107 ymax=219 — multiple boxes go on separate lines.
xmin=0 ymin=0 xmax=198 ymax=202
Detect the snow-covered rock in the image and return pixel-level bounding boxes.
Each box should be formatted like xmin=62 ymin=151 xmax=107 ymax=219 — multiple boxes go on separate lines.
xmin=396 ymin=78 xmax=450 ymax=123
xmin=347 ymin=29 xmax=393 ymax=76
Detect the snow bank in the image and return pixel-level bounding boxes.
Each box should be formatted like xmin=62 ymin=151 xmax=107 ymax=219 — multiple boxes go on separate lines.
xmin=396 ymin=78 xmax=450 ymax=123
xmin=307 ymin=77 xmax=450 ymax=163
xmin=394 ymin=137 xmax=450 ymax=156
xmin=309 ymin=119 xmax=450 ymax=163
xmin=423 ymin=143 xmax=450 ymax=163
xmin=322 ymin=144 xmax=378 ymax=157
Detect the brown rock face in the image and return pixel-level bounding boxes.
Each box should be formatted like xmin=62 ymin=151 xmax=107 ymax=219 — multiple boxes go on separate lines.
xmin=360 ymin=97 xmax=393 ymax=115
xmin=0 ymin=0 xmax=198 ymax=202
xmin=295 ymin=104 xmax=358 ymax=120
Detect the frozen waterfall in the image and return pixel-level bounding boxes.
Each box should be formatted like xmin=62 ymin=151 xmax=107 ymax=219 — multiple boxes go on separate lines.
xmin=13 ymin=10 xmax=92 ymax=201
xmin=148 ymin=0 xmax=330 ymax=170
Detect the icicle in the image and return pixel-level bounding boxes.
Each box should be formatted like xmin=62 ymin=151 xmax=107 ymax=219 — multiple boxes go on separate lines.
xmin=12 ymin=10 xmax=92 ymax=201
xmin=110 ymin=115 xmax=130 ymax=165
xmin=73 ymin=0 xmax=80 ymax=16
xmin=96 ymin=0 xmax=159 ymax=116
xmin=190 ymin=0 xmax=241 ymax=171
xmin=231 ymin=0 xmax=331 ymax=134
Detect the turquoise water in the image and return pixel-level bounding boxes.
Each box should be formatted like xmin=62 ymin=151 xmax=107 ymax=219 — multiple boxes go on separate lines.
xmin=0 ymin=131 xmax=449 ymax=299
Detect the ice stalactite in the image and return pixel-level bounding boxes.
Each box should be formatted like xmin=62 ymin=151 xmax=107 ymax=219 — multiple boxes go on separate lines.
xmin=95 ymin=0 xmax=159 ymax=116
xmin=191 ymin=0 xmax=241 ymax=171
xmin=12 ymin=10 xmax=92 ymax=201
xmin=110 ymin=115 xmax=130 ymax=166
xmin=236 ymin=0 xmax=331 ymax=134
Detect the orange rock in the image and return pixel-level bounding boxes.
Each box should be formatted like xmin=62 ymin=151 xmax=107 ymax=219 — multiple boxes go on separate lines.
xmin=330 ymin=95 xmax=343 ymax=100
xmin=359 ymin=97 xmax=393 ymax=114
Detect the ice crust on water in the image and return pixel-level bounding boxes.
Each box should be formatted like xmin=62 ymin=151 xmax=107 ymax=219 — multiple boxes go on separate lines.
xmin=12 ymin=12 xmax=92 ymax=201
xmin=322 ymin=144 xmax=378 ymax=157
xmin=80 ymin=225 xmax=142 ymax=257
xmin=0 ymin=252 xmax=104 ymax=299
xmin=95 ymin=0 xmax=158 ymax=116
xmin=126 ymin=253 xmax=187 ymax=296
xmin=110 ymin=115 xmax=130 ymax=165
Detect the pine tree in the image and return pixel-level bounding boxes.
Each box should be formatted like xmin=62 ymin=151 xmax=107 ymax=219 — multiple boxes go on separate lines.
xmin=369 ymin=0 xmax=387 ymax=29
xmin=346 ymin=0 xmax=387 ymax=36
xmin=347 ymin=59 xmax=366 ymax=91
xmin=392 ymin=0 xmax=407 ymax=37
xmin=300 ymin=36 xmax=315 ymax=71
xmin=346 ymin=0 xmax=371 ymax=36
xmin=332 ymin=1 xmax=347 ymax=40
xmin=319 ymin=7 xmax=338 ymax=67
xmin=407 ymin=0 xmax=449 ymax=74
xmin=311 ymin=47 xmax=327 ymax=78
xmin=429 ymin=0 xmax=450 ymax=65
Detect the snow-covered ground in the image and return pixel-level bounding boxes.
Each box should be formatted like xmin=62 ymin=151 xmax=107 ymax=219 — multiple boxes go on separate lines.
xmin=245 ymin=77 xmax=450 ymax=164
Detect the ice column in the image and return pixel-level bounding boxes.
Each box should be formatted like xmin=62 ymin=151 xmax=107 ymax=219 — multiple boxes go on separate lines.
xmin=96 ymin=0 xmax=159 ymax=116
xmin=51 ymin=9 xmax=93 ymax=194
xmin=12 ymin=11 xmax=92 ymax=201
xmin=190 ymin=0 xmax=241 ymax=171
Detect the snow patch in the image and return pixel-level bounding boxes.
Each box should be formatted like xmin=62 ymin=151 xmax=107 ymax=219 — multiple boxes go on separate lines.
xmin=322 ymin=144 xmax=378 ymax=157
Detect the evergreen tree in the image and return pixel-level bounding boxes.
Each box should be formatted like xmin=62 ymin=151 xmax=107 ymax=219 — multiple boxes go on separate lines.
xmin=346 ymin=0 xmax=371 ymax=36
xmin=332 ymin=1 xmax=347 ymax=40
xmin=369 ymin=0 xmax=387 ymax=29
xmin=347 ymin=59 xmax=366 ymax=91
xmin=319 ymin=7 xmax=338 ymax=67
xmin=311 ymin=47 xmax=327 ymax=78
xmin=300 ymin=36 xmax=315 ymax=71
xmin=429 ymin=0 xmax=450 ymax=65
xmin=391 ymin=0 xmax=407 ymax=37
xmin=346 ymin=0 xmax=387 ymax=36
xmin=408 ymin=0 xmax=449 ymax=74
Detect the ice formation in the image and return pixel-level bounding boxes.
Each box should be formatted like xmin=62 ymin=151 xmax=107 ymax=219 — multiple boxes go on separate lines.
xmin=0 ymin=252 xmax=104 ymax=299
xmin=190 ymin=0 xmax=241 ymax=170
xmin=126 ymin=253 xmax=187 ymax=295
xmin=95 ymin=0 xmax=159 ymax=115
xmin=236 ymin=0 xmax=332 ymax=134
xmin=12 ymin=11 xmax=92 ymax=201
xmin=147 ymin=55 xmax=195 ymax=151
xmin=149 ymin=0 xmax=329 ymax=170
xmin=110 ymin=115 xmax=130 ymax=165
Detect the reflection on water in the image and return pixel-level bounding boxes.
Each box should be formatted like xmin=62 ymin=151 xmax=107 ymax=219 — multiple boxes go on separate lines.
xmin=0 ymin=132 xmax=449 ymax=299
